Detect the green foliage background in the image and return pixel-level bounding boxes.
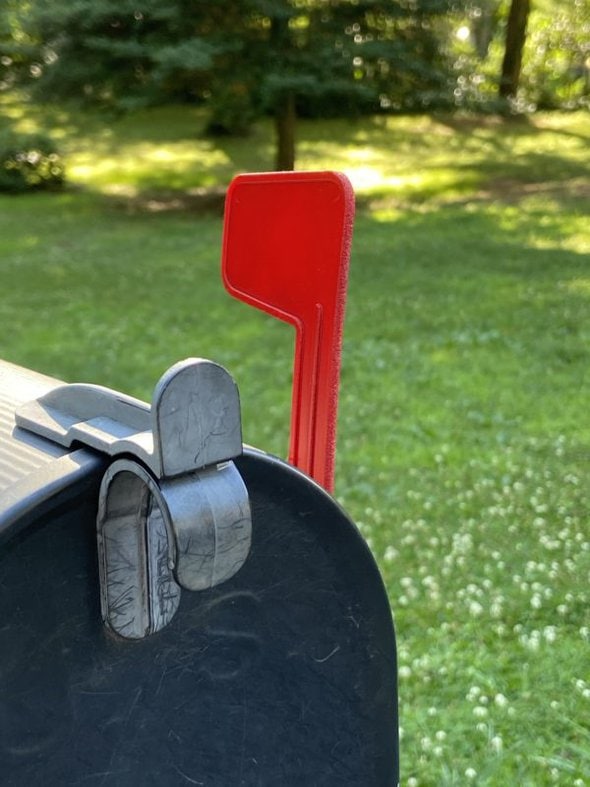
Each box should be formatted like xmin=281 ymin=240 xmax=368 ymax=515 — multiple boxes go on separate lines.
xmin=1 ymin=0 xmax=588 ymax=123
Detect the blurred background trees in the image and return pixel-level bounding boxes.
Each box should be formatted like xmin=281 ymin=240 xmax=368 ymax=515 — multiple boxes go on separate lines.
xmin=449 ymin=0 xmax=589 ymax=111
xmin=1 ymin=0 xmax=588 ymax=169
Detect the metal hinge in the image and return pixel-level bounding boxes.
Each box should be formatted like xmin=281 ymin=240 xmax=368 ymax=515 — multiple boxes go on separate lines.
xmin=16 ymin=358 xmax=251 ymax=640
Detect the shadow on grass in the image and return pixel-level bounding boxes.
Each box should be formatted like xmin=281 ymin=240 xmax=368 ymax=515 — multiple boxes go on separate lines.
xmin=3 ymin=95 xmax=589 ymax=219
xmin=111 ymin=114 xmax=590 ymax=214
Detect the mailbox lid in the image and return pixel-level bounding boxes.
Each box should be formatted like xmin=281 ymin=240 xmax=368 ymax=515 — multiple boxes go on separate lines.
xmin=0 ymin=360 xmax=105 ymax=541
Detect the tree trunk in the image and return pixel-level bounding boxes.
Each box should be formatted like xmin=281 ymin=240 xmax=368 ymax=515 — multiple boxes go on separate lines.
xmin=274 ymin=92 xmax=296 ymax=171
xmin=499 ymin=0 xmax=531 ymax=100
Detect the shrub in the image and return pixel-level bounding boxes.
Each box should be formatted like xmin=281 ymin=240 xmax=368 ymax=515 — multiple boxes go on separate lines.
xmin=204 ymin=84 xmax=258 ymax=137
xmin=0 ymin=131 xmax=65 ymax=193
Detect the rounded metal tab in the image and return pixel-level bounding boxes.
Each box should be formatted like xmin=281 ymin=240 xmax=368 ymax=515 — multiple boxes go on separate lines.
xmin=97 ymin=459 xmax=181 ymax=639
xmin=152 ymin=358 xmax=243 ymax=478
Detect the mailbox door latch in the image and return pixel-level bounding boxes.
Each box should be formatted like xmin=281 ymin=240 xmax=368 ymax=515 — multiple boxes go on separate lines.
xmin=16 ymin=358 xmax=251 ymax=639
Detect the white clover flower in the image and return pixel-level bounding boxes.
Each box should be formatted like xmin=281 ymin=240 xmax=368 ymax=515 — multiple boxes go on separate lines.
xmin=465 ymin=768 xmax=477 ymax=780
xmin=543 ymin=626 xmax=557 ymax=643
xmin=491 ymin=735 xmax=503 ymax=753
xmin=473 ymin=705 xmax=488 ymax=718
xmin=469 ymin=601 xmax=484 ymax=617
xmin=384 ymin=546 xmax=398 ymax=562
xmin=494 ymin=693 xmax=508 ymax=707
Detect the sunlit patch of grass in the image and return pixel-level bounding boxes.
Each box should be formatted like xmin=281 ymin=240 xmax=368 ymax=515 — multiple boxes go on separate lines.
xmin=1 ymin=95 xmax=276 ymax=193
xmin=3 ymin=93 xmax=588 ymax=211
xmin=67 ymin=141 xmax=233 ymax=191
xmin=488 ymin=198 xmax=590 ymax=256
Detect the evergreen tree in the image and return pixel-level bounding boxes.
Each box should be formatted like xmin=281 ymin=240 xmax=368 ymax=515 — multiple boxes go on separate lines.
xmin=4 ymin=0 xmax=224 ymax=108
xmin=209 ymin=0 xmax=453 ymax=167
xmin=4 ymin=1 xmax=454 ymax=169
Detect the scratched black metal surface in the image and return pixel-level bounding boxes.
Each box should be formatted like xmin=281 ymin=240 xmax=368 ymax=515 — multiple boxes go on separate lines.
xmin=0 ymin=450 xmax=398 ymax=787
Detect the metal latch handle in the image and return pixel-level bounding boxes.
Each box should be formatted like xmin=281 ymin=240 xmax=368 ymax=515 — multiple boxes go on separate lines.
xmin=16 ymin=359 xmax=252 ymax=639
xmin=16 ymin=358 xmax=243 ymax=479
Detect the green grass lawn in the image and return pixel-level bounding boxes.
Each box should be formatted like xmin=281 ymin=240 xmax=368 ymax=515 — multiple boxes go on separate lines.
xmin=1 ymin=99 xmax=589 ymax=785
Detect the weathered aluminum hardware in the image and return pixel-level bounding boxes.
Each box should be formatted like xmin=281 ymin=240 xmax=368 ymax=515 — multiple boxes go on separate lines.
xmin=16 ymin=358 xmax=252 ymax=639
xmin=16 ymin=358 xmax=243 ymax=479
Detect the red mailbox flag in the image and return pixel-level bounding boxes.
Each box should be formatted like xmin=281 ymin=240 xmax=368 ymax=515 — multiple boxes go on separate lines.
xmin=221 ymin=171 xmax=355 ymax=493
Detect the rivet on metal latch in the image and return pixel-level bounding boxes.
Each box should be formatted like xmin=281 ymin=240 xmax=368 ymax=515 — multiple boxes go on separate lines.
xmin=16 ymin=358 xmax=252 ymax=640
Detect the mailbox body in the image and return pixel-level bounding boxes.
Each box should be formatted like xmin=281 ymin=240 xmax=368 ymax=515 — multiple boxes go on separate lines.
xmin=0 ymin=361 xmax=399 ymax=786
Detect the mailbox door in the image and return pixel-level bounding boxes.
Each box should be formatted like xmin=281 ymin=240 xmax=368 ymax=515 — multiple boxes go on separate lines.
xmin=0 ymin=448 xmax=398 ymax=787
